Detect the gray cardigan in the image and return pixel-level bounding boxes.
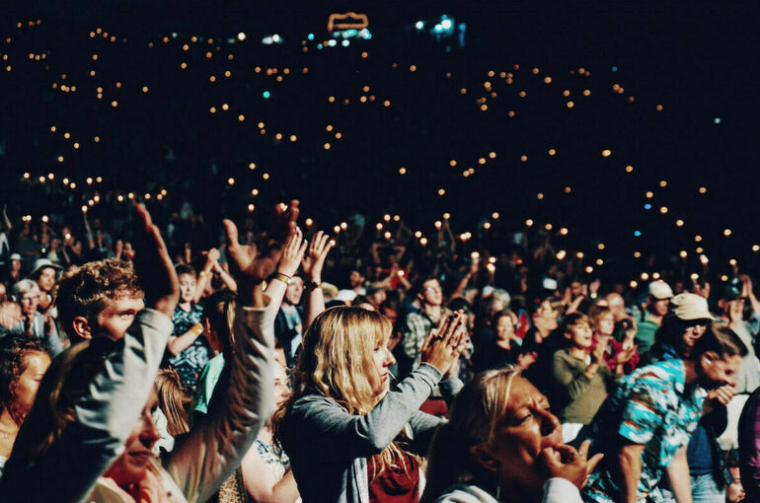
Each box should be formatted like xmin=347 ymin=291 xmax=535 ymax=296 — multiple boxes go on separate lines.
xmin=281 ymin=363 xmax=460 ymax=503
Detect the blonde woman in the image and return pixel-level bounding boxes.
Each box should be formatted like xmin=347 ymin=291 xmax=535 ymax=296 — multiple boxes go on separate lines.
xmin=422 ymin=368 xmax=603 ymax=503
xmin=279 ymin=308 xmax=468 ymax=503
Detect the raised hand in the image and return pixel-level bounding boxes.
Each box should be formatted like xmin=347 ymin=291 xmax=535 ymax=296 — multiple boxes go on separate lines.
xmin=419 ymin=311 xmax=468 ymax=375
xmin=131 ymin=204 xmax=179 ymax=318
xmin=538 ymin=440 xmax=604 ymax=489
xmin=277 ymin=227 xmax=308 ymax=278
xmin=223 ymin=201 xmax=299 ymax=303
xmin=301 ymin=230 xmax=334 ymax=282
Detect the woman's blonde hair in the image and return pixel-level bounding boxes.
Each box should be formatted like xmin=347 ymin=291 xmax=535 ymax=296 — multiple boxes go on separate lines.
xmin=421 ymin=367 xmax=521 ymax=503
xmin=280 ymin=306 xmax=408 ymax=479
xmin=155 ymin=368 xmax=191 ymax=437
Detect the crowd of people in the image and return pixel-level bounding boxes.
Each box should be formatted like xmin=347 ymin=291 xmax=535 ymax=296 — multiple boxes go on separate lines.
xmin=0 ymin=6 xmax=759 ymax=503
xmin=0 ymin=196 xmax=759 ymax=503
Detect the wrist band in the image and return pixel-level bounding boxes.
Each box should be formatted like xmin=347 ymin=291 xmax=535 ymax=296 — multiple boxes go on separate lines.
xmin=305 ymin=280 xmax=322 ymax=290
xmin=274 ymin=272 xmax=292 ymax=285
xmin=199 ymin=270 xmax=210 ymax=278
xmin=191 ymin=323 xmax=204 ymax=337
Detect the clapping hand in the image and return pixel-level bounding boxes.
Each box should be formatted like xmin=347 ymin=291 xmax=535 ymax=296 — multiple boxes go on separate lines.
xmin=419 ymin=311 xmax=468 ymax=375
xmin=301 ymin=230 xmax=334 ymax=282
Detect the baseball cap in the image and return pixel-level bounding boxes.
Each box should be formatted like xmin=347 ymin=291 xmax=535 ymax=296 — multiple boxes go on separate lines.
xmin=648 ymin=281 xmax=674 ymax=300
xmin=671 ymin=293 xmax=713 ymax=321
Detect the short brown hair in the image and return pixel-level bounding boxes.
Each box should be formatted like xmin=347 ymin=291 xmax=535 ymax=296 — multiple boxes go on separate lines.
xmin=57 ymin=260 xmax=144 ymax=341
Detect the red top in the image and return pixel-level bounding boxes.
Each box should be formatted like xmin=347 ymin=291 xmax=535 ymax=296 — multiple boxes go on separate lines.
xmin=368 ymin=451 xmax=421 ymax=503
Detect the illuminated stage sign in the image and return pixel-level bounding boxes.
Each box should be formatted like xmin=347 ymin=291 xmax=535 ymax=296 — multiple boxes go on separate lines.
xmin=327 ymin=12 xmax=369 ymax=32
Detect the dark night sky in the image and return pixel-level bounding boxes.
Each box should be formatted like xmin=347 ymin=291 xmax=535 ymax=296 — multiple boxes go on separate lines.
xmin=3 ymin=1 xmax=760 ymax=282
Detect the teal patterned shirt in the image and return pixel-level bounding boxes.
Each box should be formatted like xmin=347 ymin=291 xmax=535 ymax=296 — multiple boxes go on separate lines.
xmin=581 ymin=359 xmax=705 ymax=503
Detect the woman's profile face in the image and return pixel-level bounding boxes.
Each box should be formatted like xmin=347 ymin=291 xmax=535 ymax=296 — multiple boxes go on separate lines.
xmin=104 ymin=389 xmax=161 ymax=487
xmin=369 ymin=338 xmax=396 ymax=397
xmin=477 ymin=377 xmax=562 ymax=490
xmin=13 ymin=352 xmax=51 ymax=420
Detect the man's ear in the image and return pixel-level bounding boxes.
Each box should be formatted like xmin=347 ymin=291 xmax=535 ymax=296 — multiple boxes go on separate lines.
xmin=71 ymin=316 xmax=93 ymax=340
xmin=469 ymin=444 xmax=499 ymax=474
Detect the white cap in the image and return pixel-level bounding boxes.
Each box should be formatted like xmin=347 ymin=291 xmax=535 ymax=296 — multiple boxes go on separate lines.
xmin=671 ymin=293 xmax=713 ymax=321
xmin=648 ymin=281 xmax=674 ymax=300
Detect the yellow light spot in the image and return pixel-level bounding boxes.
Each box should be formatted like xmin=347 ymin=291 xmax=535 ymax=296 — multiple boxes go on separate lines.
xmin=656 ymin=104 xmax=663 ymax=111
xmin=520 ymin=155 xmax=528 ymax=162
xmin=602 ymin=149 xmax=611 ymax=157
xmin=548 ymin=149 xmax=556 ymax=156
xmin=438 ymin=188 xmax=446 ymax=196
xmin=525 ymin=219 xmax=534 ymax=227
xmin=564 ymin=186 xmax=572 ymax=194
xmin=625 ymin=165 xmax=633 ymax=173
xmin=238 ymin=114 xmax=245 ymax=122
xmin=695 ymin=235 xmax=703 ymax=242
xmin=566 ymin=101 xmax=575 ymax=108
xmin=583 ymin=89 xmax=591 ymax=96
xmin=399 ymin=167 xmax=407 ymax=175
xmin=222 ymin=103 xmax=229 ymax=111
xmin=645 ymin=191 xmax=653 ymax=199
xmin=210 ymin=107 xmax=216 ymax=114
xmin=660 ymin=206 xmax=668 ymax=214
xmin=290 ymin=135 xmax=297 ymax=142
xmin=676 ymin=219 xmax=684 ymax=227
xmin=545 ymin=223 xmax=553 ymax=231
xmin=699 ymin=186 xmax=707 ymax=194
xmin=634 ymin=251 xmax=642 ymax=258
xmin=111 ymin=100 xmax=118 ymax=107
xmin=724 ymin=229 xmax=732 ymax=237
xmin=142 ymin=86 xmax=149 ymax=93
xmin=537 ymin=193 xmax=544 ymax=200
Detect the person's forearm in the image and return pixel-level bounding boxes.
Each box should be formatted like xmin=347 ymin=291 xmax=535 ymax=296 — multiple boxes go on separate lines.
xmin=619 ymin=449 xmax=643 ymax=503
xmin=451 ymin=273 xmax=472 ymax=299
xmin=667 ymin=447 xmax=693 ymax=503
xmin=304 ymin=287 xmax=325 ymax=333
xmin=167 ymin=304 xmax=275 ymax=503
xmin=216 ymin=265 xmax=238 ymax=292
xmin=194 ymin=267 xmax=213 ymax=303
xmin=749 ymin=292 xmax=760 ymax=315
xmin=167 ymin=326 xmax=202 ymax=355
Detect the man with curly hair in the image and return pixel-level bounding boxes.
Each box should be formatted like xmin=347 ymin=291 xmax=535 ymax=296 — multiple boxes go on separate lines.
xmin=56 ymin=259 xmax=146 ymax=342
